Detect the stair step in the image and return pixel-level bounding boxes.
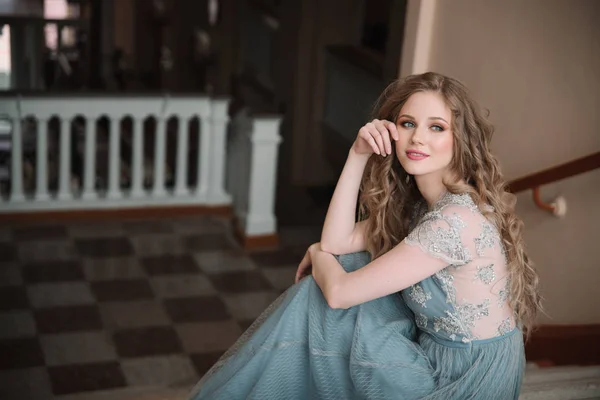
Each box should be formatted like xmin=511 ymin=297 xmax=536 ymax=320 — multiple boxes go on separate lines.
xmin=520 ymin=376 xmax=600 ymax=400
xmin=523 ymin=365 xmax=600 ymax=384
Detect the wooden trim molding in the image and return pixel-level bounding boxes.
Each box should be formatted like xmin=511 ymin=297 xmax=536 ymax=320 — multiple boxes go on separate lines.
xmin=525 ymin=324 xmax=600 ymax=366
xmin=232 ymin=217 xmax=279 ymax=250
xmin=0 ymin=205 xmax=233 ymax=223
xmin=508 ymin=152 xmax=600 ymax=193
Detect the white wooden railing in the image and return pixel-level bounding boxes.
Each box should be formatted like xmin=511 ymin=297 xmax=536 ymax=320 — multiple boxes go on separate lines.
xmin=0 ymin=94 xmax=282 ymax=238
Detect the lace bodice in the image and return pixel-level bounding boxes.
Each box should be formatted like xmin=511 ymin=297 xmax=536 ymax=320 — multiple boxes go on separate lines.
xmin=402 ymin=192 xmax=515 ymax=343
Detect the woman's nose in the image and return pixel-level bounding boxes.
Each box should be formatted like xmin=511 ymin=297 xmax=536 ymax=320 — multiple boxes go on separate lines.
xmin=410 ymin=127 xmax=426 ymax=145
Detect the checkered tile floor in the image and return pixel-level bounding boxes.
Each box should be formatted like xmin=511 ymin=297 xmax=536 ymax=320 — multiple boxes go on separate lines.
xmin=0 ymin=216 xmax=313 ymax=399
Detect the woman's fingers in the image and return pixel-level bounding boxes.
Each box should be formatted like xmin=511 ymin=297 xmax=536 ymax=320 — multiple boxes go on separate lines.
xmin=359 ymin=127 xmax=380 ymax=155
xmin=386 ymin=120 xmax=399 ymax=141
xmin=368 ymin=119 xmax=395 ymax=156
xmin=366 ymin=122 xmax=385 ymax=155
xmin=373 ymin=119 xmax=392 ymax=155
xmin=354 ymin=119 xmax=397 ymax=157
xmin=295 ymin=252 xmax=312 ymax=283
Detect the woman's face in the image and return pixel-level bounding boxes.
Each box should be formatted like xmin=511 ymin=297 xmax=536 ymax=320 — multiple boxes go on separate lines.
xmin=395 ymin=91 xmax=454 ymax=180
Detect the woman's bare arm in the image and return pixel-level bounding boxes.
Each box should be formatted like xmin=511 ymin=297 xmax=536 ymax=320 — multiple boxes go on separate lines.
xmin=320 ymin=119 xmax=398 ymax=254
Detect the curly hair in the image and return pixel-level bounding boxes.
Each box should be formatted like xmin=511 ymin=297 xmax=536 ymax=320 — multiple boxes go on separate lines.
xmin=359 ymin=72 xmax=542 ymax=338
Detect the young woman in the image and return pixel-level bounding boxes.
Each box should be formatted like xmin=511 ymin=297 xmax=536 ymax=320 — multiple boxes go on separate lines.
xmin=188 ymin=72 xmax=542 ymax=399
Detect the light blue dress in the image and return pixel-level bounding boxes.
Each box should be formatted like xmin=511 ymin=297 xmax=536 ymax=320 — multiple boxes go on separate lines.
xmin=188 ymin=193 xmax=525 ymax=399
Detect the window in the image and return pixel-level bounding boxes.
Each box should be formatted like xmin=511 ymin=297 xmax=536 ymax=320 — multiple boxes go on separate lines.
xmin=0 ymin=25 xmax=11 ymax=89
xmin=44 ymin=0 xmax=79 ymax=50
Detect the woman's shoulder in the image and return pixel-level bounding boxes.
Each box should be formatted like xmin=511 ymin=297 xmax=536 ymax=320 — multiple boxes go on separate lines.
xmin=419 ymin=192 xmax=502 ymax=243
xmin=408 ymin=192 xmax=503 ymax=265
xmin=433 ymin=192 xmax=479 ymax=213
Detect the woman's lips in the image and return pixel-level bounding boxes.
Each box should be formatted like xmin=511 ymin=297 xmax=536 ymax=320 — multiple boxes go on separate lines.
xmin=405 ymin=151 xmax=429 ymax=160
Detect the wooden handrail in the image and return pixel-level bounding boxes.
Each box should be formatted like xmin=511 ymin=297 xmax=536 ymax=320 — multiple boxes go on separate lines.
xmin=508 ymin=152 xmax=600 ymax=193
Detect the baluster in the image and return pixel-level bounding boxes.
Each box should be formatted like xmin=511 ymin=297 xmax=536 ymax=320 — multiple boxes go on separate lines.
xmin=9 ymin=117 xmax=25 ymax=202
xmin=35 ymin=117 xmax=49 ymax=200
xmin=174 ymin=117 xmax=189 ymax=196
xmin=58 ymin=116 xmax=72 ymax=200
xmin=107 ymin=116 xmax=121 ymax=199
xmin=152 ymin=116 xmax=167 ymax=197
xmin=225 ymin=118 xmax=237 ymax=208
xmin=240 ymin=132 xmax=251 ymax=215
xmin=82 ymin=116 xmax=97 ymax=199
xmin=131 ymin=117 xmax=144 ymax=198
xmin=196 ymin=117 xmax=211 ymax=199
xmin=206 ymin=100 xmax=231 ymax=204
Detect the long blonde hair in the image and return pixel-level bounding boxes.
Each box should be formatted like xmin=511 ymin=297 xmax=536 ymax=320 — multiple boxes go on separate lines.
xmin=359 ymin=72 xmax=542 ymax=338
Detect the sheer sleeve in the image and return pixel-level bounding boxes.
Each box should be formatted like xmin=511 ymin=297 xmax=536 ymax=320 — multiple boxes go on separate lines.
xmin=404 ymin=207 xmax=473 ymax=266
xmin=403 ymin=199 xmax=515 ymax=342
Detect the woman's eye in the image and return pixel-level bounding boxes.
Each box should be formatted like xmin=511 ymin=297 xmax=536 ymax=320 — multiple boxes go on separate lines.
xmin=400 ymin=121 xmax=415 ymax=128
xmin=431 ymin=125 xmax=444 ymax=132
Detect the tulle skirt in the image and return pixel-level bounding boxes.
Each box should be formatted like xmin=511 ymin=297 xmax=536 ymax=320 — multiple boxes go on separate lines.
xmin=188 ymin=252 xmax=525 ymax=400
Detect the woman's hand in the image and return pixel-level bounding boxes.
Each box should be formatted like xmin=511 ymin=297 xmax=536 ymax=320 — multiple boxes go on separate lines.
xmin=295 ymin=242 xmax=321 ymax=283
xmin=351 ymin=119 xmax=399 ymax=157
xmin=308 ymin=243 xmax=326 ymax=285
xmin=308 ymin=243 xmax=333 ymax=285
xmin=308 ymin=244 xmax=347 ymax=308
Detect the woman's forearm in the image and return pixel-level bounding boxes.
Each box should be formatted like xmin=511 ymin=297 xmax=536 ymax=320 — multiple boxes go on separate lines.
xmin=320 ymin=148 xmax=370 ymax=253
xmin=311 ymin=250 xmax=347 ymax=309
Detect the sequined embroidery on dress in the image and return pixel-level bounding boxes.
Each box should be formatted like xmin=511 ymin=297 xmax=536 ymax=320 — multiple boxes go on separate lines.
xmin=434 ymin=269 xmax=456 ymax=304
xmin=434 ymin=298 xmax=491 ymax=343
xmin=405 ymin=211 xmax=471 ymax=265
xmin=498 ymin=278 xmax=510 ymax=308
xmin=497 ymin=317 xmax=512 ymax=336
xmin=433 ymin=269 xmax=492 ymax=342
xmin=447 ymin=213 xmax=467 ymax=230
xmin=433 ymin=193 xmax=478 ymax=213
xmin=474 ymin=221 xmax=498 ymax=256
xmin=416 ymin=313 xmax=428 ymax=329
xmin=475 ymin=264 xmax=496 ymax=285
xmin=409 ymin=284 xmax=432 ymax=308
xmin=433 ymin=313 xmax=462 ymax=342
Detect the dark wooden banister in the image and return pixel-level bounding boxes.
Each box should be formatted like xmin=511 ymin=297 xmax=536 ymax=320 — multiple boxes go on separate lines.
xmin=508 ymin=152 xmax=600 ymax=193
xmin=506 ymin=151 xmax=600 ymax=216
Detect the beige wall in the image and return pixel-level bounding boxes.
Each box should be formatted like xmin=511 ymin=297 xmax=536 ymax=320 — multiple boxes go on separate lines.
xmin=401 ymin=0 xmax=600 ymax=324
xmin=516 ymin=169 xmax=600 ymax=324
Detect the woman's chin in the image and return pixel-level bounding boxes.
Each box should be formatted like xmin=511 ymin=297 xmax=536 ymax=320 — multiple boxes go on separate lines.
xmin=403 ymin=167 xmax=436 ymax=178
xmin=400 ymin=163 xmax=425 ymax=176
xmin=400 ymin=159 xmax=445 ymax=178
